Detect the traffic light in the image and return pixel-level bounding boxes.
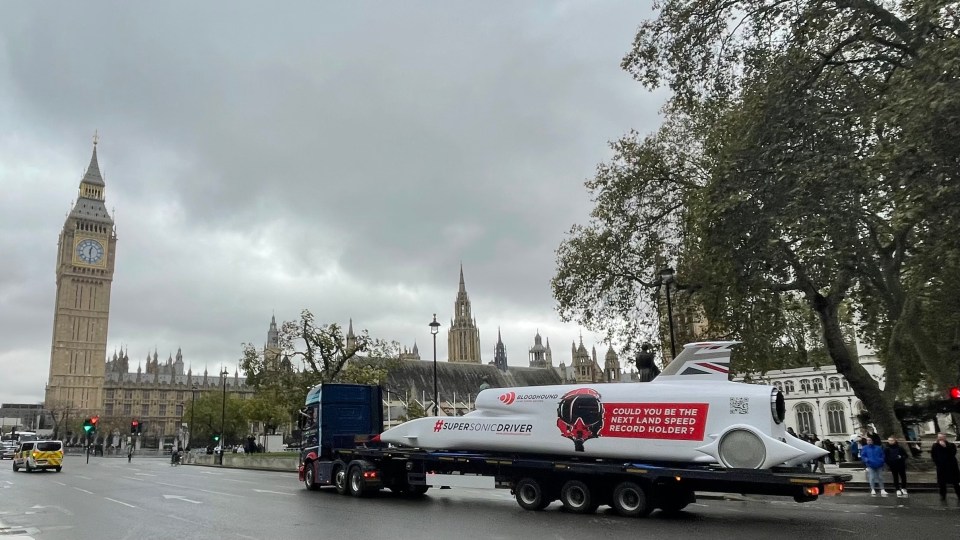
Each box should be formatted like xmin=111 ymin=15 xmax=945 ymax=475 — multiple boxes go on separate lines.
xmin=83 ymin=418 xmax=93 ymax=434
xmin=131 ymin=420 xmax=139 ymax=434
xmin=90 ymin=415 xmax=99 ymax=434
xmin=950 ymin=387 xmax=960 ymax=400
xmin=213 ymin=434 xmax=220 ymax=442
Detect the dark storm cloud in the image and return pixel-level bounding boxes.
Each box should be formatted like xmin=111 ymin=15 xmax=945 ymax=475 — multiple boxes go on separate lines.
xmin=0 ymin=1 xmax=665 ymax=403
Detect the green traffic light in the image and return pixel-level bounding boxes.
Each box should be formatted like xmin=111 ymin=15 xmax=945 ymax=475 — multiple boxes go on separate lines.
xmin=83 ymin=425 xmax=92 ymax=433
xmin=213 ymin=435 xmax=220 ymax=441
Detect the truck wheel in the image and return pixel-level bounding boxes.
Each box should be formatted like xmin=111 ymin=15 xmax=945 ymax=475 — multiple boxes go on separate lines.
xmin=612 ymin=481 xmax=651 ymax=518
xmin=334 ymin=466 xmax=349 ymax=495
xmin=303 ymin=461 xmax=319 ymax=491
xmin=515 ymin=478 xmax=550 ymax=511
xmin=348 ymin=467 xmax=367 ymax=498
xmin=12 ymin=462 xmax=18 ymax=472
xmin=560 ymin=480 xmax=597 ymax=514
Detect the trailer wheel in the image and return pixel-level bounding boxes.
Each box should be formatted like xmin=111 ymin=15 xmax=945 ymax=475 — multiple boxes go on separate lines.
xmin=303 ymin=461 xmax=319 ymax=491
xmin=514 ymin=478 xmax=550 ymax=511
xmin=334 ymin=466 xmax=349 ymax=495
xmin=348 ymin=466 xmax=367 ymax=498
xmin=560 ymin=480 xmax=598 ymax=514
xmin=611 ymin=481 xmax=651 ymax=518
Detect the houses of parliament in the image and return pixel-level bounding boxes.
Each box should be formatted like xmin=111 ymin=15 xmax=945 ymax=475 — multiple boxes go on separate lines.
xmin=42 ymin=142 xmax=625 ymax=440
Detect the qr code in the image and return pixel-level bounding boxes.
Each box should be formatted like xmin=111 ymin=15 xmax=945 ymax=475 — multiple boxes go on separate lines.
xmin=730 ymin=397 xmax=749 ymax=414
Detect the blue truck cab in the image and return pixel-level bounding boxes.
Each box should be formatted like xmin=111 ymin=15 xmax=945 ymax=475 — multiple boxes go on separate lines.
xmin=301 ymin=383 xmax=383 ymax=459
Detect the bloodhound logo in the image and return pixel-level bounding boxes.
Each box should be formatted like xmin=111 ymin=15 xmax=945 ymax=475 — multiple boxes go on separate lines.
xmin=498 ymin=392 xmax=517 ymax=405
xmin=556 ymin=388 xmax=604 ymax=452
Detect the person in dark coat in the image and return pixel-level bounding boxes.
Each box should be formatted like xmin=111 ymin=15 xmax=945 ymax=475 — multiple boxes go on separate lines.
xmin=930 ymin=432 xmax=960 ymax=502
xmin=884 ymin=436 xmax=909 ymax=497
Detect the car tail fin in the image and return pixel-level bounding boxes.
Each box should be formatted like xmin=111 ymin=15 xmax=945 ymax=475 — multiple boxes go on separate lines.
xmin=652 ymin=341 xmax=740 ymax=382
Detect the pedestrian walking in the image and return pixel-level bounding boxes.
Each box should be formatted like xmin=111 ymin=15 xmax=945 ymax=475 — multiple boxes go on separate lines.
xmin=813 ymin=437 xmax=826 ymax=473
xmin=127 ymin=444 xmax=133 ymax=463
xmin=860 ymin=434 xmax=888 ymax=497
xmin=884 ymin=435 xmax=908 ymax=497
xmin=930 ymin=432 xmax=960 ymax=502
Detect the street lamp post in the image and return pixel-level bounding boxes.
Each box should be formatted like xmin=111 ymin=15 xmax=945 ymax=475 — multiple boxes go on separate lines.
xmin=219 ymin=369 xmax=228 ymax=465
xmin=189 ymin=385 xmax=198 ymax=450
xmin=430 ymin=314 xmax=441 ymax=416
xmin=659 ymin=268 xmax=677 ymax=360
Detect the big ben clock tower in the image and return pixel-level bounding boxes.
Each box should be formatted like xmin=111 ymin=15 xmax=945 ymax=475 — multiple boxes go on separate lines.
xmin=44 ymin=139 xmax=117 ymax=418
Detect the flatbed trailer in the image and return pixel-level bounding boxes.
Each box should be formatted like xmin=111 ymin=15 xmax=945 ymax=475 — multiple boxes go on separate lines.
xmin=297 ymin=385 xmax=850 ymax=518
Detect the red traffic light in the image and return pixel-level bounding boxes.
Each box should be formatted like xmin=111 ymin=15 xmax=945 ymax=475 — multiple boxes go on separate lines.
xmin=950 ymin=387 xmax=960 ymax=400
xmin=132 ymin=420 xmax=139 ymax=427
xmin=91 ymin=415 xmax=100 ymax=426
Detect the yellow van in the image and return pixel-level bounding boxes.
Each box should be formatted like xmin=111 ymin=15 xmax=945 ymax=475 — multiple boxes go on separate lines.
xmin=12 ymin=440 xmax=64 ymax=473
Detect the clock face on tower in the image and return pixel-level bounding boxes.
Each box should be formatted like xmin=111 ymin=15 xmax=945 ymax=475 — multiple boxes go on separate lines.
xmin=76 ymin=238 xmax=105 ymax=265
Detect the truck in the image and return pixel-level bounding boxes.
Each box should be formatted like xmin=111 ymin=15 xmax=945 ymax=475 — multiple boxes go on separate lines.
xmin=297 ymin=382 xmax=851 ymax=517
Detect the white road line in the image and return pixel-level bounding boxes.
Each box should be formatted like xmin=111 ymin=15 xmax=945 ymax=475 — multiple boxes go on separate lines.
xmin=252 ymin=489 xmax=294 ymax=496
xmin=75 ymin=475 xmax=92 ymax=480
xmin=73 ymin=487 xmax=94 ymax=495
xmin=154 ymin=481 xmax=238 ymax=497
xmin=134 ymin=473 xmax=157 ymax=477
xmin=53 ymin=481 xmax=66 ymax=486
xmin=121 ymin=477 xmax=145 ymax=482
xmin=104 ymin=497 xmax=136 ymax=508
xmin=163 ymin=494 xmax=202 ymax=504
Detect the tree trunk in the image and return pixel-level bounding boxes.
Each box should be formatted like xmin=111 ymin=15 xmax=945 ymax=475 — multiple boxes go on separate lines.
xmin=812 ymin=294 xmax=903 ymax=438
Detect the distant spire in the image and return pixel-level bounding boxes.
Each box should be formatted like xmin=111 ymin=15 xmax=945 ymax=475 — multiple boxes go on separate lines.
xmin=81 ymin=136 xmax=105 ymax=187
xmin=459 ymin=263 xmax=466 ymax=293
xmin=347 ymin=318 xmax=355 ymax=337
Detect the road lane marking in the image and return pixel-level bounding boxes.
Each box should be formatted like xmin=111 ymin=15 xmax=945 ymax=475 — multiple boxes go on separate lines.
xmin=252 ymin=489 xmax=294 ymax=496
xmin=134 ymin=473 xmax=157 ymax=477
xmin=53 ymin=481 xmax=66 ymax=486
xmin=104 ymin=497 xmax=137 ymax=508
xmin=154 ymin=481 xmax=238 ymax=497
xmin=163 ymin=494 xmax=202 ymax=504
xmin=73 ymin=487 xmax=94 ymax=495
xmin=121 ymin=477 xmax=145 ymax=482
xmin=75 ymin=475 xmax=92 ymax=480
xmin=200 ymin=471 xmax=221 ymax=475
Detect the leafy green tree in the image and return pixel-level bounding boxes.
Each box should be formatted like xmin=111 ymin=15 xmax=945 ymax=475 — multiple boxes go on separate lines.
xmin=554 ymin=0 xmax=960 ymax=437
xmin=184 ymin=392 xmax=249 ymax=447
xmin=240 ymin=310 xmax=401 ymax=421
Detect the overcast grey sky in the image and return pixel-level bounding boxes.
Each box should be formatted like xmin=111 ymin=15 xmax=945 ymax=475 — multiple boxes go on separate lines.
xmin=0 ymin=1 xmax=666 ymax=404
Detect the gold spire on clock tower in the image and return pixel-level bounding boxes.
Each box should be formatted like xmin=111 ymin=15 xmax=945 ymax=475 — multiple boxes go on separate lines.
xmin=44 ymin=139 xmax=118 ymax=419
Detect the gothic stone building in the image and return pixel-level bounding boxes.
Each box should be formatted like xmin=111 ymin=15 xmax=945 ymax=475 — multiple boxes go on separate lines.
xmin=43 ymin=143 xmax=252 ymax=438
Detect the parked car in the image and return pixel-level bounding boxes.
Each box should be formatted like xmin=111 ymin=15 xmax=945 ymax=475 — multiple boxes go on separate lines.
xmin=12 ymin=440 xmax=64 ymax=472
xmin=0 ymin=440 xmax=16 ymax=460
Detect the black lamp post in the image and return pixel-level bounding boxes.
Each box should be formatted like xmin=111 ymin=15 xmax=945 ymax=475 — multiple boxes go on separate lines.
xmin=430 ymin=314 xmax=441 ymax=416
xmin=659 ymin=267 xmax=677 ymax=360
xmin=189 ymin=385 xmax=198 ymax=450
xmin=219 ymin=369 xmax=228 ymax=464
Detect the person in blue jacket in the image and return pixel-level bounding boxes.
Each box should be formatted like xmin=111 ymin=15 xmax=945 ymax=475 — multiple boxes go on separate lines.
xmin=860 ymin=434 xmax=888 ymax=496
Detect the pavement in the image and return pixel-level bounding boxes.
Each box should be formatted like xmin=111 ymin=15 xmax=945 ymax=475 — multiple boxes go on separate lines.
xmin=3 ymin=455 xmax=958 ymax=540
xmin=823 ymin=462 xmax=939 ymax=492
